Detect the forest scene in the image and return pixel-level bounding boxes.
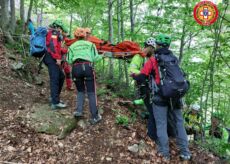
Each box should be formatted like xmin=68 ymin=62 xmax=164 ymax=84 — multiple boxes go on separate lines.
xmin=0 ymin=0 xmax=229 ymax=163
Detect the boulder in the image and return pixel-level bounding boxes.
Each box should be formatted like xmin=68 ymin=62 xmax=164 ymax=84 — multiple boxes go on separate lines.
xmin=25 ymin=104 xmax=77 ymax=139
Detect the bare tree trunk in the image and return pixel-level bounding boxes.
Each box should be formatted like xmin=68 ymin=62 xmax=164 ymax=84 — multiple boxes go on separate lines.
xmin=69 ymin=14 xmax=73 ymax=37
xmin=129 ymin=0 xmax=134 ymax=40
xmin=1 ymin=0 xmax=9 ymax=30
xmin=20 ymin=0 xmax=25 ymax=24
xmin=10 ymin=0 xmax=16 ymax=33
xmin=108 ymin=0 xmax=114 ymax=79
xmin=0 ymin=0 xmax=14 ymax=43
xmin=179 ymin=24 xmax=186 ymax=64
xmin=27 ymin=0 xmax=34 ymax=22
xmin=124 ymin=60 xmax=129 ymax=87
xmin=117 ymin=0 xmax=123 ymax=79
xmin=40 ymin=0 xmax=44 ymax=26
xmin=121 ymin=0 xmax=125 ymax=41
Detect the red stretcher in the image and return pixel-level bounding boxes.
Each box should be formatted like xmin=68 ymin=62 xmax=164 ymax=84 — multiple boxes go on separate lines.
xmin=65 ymin=36 xmax=144 ymax=59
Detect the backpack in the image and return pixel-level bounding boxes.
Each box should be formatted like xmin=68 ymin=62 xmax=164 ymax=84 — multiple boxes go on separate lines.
xmin=156 ymin=52 xmax=189 ymax=99
xmin=30 ymin=27 xmax=47 ymax=57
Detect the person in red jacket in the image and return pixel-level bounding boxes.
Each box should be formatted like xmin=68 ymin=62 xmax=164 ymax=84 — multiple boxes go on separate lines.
xmin=61 ymin=29 xmax=74 ymax=91
xmin=43 ymin=20 xmax=67 ymax=110
xmin=133 ymin=34 xmax=191 ymax=161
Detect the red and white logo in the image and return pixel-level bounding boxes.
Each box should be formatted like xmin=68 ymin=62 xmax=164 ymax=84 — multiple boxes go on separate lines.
xmin=193 ymin=1 xmax=219 ymax=26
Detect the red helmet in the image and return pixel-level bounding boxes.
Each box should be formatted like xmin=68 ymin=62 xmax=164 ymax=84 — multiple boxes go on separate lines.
xmin=74 ymin=28 xmax=86 ymax=38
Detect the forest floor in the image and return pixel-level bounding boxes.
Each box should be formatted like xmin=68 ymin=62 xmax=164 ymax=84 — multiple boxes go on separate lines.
xmin=0 ymin=40 xmax=224 ymax=164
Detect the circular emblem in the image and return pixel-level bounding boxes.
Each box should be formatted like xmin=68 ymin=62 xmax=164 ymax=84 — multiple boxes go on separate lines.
xmin=193 ymin=1 xmax=219 ymax=26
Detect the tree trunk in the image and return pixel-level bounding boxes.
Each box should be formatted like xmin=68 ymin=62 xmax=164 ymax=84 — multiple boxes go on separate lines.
xmin=179 ymin=24 xmax=186 ymax=64
xmin=120 ymin=0 xmax=125 ymax=41
xmin=124 ymin=60 xmax=129 ymax=87
xmin=108 ymin=0 xmax=113 ymax=43
xmin=129 ymin=0 xmax=134 ymax=40
xmin=108 ymin=0 xmax=114 ymax=79
xmin=20 ymin=0 xmax=25 ymax=24
xmin=69 ymin=14 xmax=73 ymax=37
xmin=117 ymin=0 xmax=122 ymax=79
xmin=27 ymin=0 xmax=34 ymax=22
xmin=40 ymin=0 xmax=44 ymax=26
xmin=0 ymin=0 xmax=14 ymax=43
xmin=10 ymin=0 xmax=16 ymax=33
xmin=1 ymin=0 xmax=9 ymax=30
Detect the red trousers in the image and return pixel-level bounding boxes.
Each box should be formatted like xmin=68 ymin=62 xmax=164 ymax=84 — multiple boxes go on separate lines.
xmin=62 ymin=61 xmax=72 ymax=89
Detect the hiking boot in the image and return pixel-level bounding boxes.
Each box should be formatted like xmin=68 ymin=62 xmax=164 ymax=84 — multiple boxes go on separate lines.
xmin=73 ymin=111 xmax=83 ymax=118
xmin=89 ymin=114 xmax=102 ymax=125
xmin=133 ymin=99 xmax=144 ymax=105
xmin=180 ymin=154 xmax=191 ymax=161
xmin=51 ymin=102 xmax=67 ymax=110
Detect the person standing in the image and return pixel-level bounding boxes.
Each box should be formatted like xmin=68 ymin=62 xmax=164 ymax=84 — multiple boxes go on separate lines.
xmin=129 ymin=38 xmax=157 ymax=141
xmin=133 ymin=34 xmax=191 ymax=160
xmin=26 ymin=19 xmax=35 ymax=35
xmin=184 ymin=104 xmax=202 ymax=140
xmin=43 ymin=20 xmax=67 ymax=110
xmin=61 ymin=26 xmax=74 ymax=91
xmin=67 ymin=28 xmax=102 ymax=125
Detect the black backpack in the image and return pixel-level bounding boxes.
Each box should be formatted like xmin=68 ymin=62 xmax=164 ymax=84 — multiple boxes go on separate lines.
xmin=155 ymin=52 xmax=189 ymax=99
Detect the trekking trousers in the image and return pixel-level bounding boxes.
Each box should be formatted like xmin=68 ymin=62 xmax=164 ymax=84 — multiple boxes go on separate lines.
xmin=152 ymin=100 xmax=190 ymax=157
xmin=72 ymin=62 xmax=98 ymax=119
xmin=43 ymin=53 xmax=65 ymax=104
xmin=63 ymin=61 xmax=72 ymax=89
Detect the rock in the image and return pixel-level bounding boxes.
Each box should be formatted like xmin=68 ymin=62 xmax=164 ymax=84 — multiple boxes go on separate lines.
xmin=138 ymin=140 xmax=147 ymax=156
xmin=7 ymin=53 xmax=16 ymax=60
xmin=18 ymin=105 xmax=25 ymax=110
xmin=7 ymin=146 xmax=16 ymax=152
xmin=106 ymin=157 xmax=112 ymax=161
xmin=35 ymin=76 xmax=44 ymax=86
xmin=11 ymin=62 xmax=24 ymax=70
xmin=128 ymin=144 xmax=139 ymax=153
xmin=26 ymin=147 xmax=32 ymax=152
xmin=131 ymin=132 xmax=136 ymax=138
xmin=40 ymin=89 xmax=46 ymax=96
xmin=77 ymin=120 xmax=87 ymax=129
xmin=142 ymin=160 xmax=151 ymax=164
xmin=58 ymin=142 xmax=64 ymax=148
xmin=98 ymin=108 xmax=104 ymax=114
xmin=26 ymin=104 xmax=77 ymax=139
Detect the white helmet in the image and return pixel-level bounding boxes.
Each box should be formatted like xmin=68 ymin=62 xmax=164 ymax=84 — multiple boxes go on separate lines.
xmin=191 ymin=104 xmax=200 ymax=111
xmin=145 ymin=37 xmax=156 ymax=48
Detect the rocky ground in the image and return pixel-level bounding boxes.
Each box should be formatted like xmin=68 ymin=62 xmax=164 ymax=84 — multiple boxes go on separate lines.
xmin=0 ymin=40 xmax=223 ymax=164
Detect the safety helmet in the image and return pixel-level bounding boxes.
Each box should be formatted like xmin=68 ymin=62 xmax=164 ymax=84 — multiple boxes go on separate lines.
xmin=50 ymin=19 xmax=65 ymax=30
xmin=155 ymin=33 xmax=171 ymax=47
xmin=144 ymin=37 xmax=156 ymax=48
xmin=74 ymin=27 xmax=86 ymax=38
xmin=85 ymin=28 xmax=91 ymax=34
xmin=191 ymin=104 xmax=200 ymax=111
xmin=62 ymin=25 xmax=68 ymax=33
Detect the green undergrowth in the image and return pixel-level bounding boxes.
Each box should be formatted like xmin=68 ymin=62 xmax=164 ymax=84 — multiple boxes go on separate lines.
xmin=196 ymin=137 xmax=230 ymax=160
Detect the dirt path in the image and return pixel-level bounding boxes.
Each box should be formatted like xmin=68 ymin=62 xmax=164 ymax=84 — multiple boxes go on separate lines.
xmin=0 ymin=42 xmax=222 ymax=164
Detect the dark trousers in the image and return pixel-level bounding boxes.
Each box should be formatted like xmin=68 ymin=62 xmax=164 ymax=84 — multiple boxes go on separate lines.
xmin=43 ymin=54 xmax=65 ymax=104
xmin=72 ymin=63 xmax=96 ymax=93
xmin=138 ymin=82 xmax=157 ymax=141
xmin=145 ymin=97 xmax=158 ymax=141
xmin=72 ymin=63 xmax=98 ymax=119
